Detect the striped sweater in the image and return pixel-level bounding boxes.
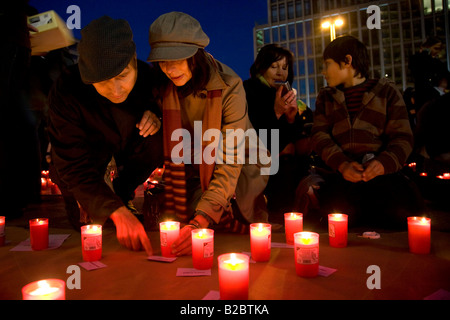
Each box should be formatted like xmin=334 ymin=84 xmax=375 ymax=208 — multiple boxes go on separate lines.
xmin=312 ymin=78 xmax=413 ymax=174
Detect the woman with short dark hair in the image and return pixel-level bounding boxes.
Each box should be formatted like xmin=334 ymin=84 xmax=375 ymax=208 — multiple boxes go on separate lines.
xmin=244 ymin=43 xmax=313 ymax=214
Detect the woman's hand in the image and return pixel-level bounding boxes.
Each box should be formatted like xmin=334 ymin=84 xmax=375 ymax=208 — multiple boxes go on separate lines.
xmin=170 ymin=214 xmax=211 ymax=256
xmin=136 ymin=110 xmax=161 ymax=137
xmin=274 ymin=86 xmax=298 ymax=123
xmin=170 ymin=225 xmax=194 ymax=256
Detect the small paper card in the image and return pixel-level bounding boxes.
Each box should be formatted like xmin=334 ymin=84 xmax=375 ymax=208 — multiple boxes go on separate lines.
xmin=78 ymin=261 xmax=107 ymax=271
xmin=242 ymin=252 xmax=256 ymax=263
xmin=202 ymin=290 xmax=221 ymax=300
xmin=318 ymin=265 xmax=337 ymax=277
xmin=147 ymin=255 xmax=177 ymax=263
xmin=176 ymin=268 xmax=211 ymax=277
xmin=10 ymin=234 xmax=71 ymax=251
xmin=424 ymin=289 xmax=450 ymax=300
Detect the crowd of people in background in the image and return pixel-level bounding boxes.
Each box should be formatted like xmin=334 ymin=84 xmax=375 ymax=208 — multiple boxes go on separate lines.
xmin=2 ymin=1 xmax=449 ymax=255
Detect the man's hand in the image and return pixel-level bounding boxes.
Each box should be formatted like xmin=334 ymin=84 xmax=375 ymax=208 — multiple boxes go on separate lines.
xmin=338 ymin=161 xmax=364 ymax=182
xmin=362 ymin=159 xmax=385 ymax=182
xmin=137 ymin=110 xmax=161 ymax=137
xmin=110 ymin=206 xmax=153 ymax=255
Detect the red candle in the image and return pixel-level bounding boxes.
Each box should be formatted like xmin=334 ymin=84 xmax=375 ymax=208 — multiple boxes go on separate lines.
xmin=284 ymin=212 xmax=303 ymax=245
xmin=29 ymin=218 xmax=48 ymax=250
xmin=218 ymin=253 xmax=249 ymax=300
xmin=191 ymin=228 xmax=214 ymax=270
xmin=159 ymin=221 xmax=180 ymax=257
xmin=22 ymin=279 xmax=65 ymax=300
xmin=41 ymin=177 xmax=48 ymax=191
xmin=81 ymin=224 xmax=102 ymax=261
xmin=250 ymin=223 xmax=271 ymax=262
xmin=0 ymin=216 xmax=5 ymax=246
xmin=294 ymin=232 xmax=319 ymax=277
xmin=437 ymin=173 xmax=450 ymax=180
xmin=328 ymin=213 xmax=348 ymax=248
xmin=407 ymin=217 xmax=431 ymax=254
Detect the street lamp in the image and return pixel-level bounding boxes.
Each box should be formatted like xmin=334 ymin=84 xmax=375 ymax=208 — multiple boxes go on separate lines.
xmin=322 ymin=18 xmax=344 ymax=41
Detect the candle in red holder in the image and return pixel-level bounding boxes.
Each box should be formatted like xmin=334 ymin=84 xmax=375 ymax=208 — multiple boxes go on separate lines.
xmin=159 ymin=221 xmax=180 ymax=257
xmin=250 ymin=223 xmax=271 ymax=262
xmin=218 ymin=253 xmax=249 ymax=300
xmin=294 ymin=232 xmax=319 ymax=277
xmin=41 ymin=177 xmax=48 ymax=191
xmin=22 ymin=279 xmax=65 ymax=300
xmin=0 ymin=216 xmax=5 ymax=246
xmin=191 ymin=228 xmax=214 ymax=270
xmin=81 ymin=224 xmax=102 ymax=261
xmin=284 ymin=212 xmax=303 ymax=244
xmin=328 ymin=213 xmax=348 ymax=248
xmin=437 ymin=173 xmax=450 ymax=180
xmin=407 ymin=216 xmax=431 ymax=254
xmin=29 ymin=218 xmax=48 ymax=250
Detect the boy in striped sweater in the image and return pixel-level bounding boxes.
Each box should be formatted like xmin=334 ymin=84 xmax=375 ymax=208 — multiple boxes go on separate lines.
xmin=308 ymin=35 xmax=425 ymax=229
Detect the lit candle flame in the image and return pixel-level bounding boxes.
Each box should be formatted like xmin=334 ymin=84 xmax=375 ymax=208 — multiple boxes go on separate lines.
xmin=30 ymin=280 xmax=59 ymax=296
xmin=420 ymin=217 xmax=429 ymax=224
xmin=301 ymin=237 xmax=312 ymax=245
xmin=161 ymin=221 xmax=178 ymax=231
xmin=225 ymin=253 xmax=244 ymax=266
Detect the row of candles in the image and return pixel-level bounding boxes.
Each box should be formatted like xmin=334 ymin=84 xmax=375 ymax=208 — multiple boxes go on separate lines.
xmin=1 ymin=212 xmax=430 ymax=300
xmin=406 ymin=163 xmax=450 ymax=180
xmin=40 ymin=170 xmax=61 ymax=195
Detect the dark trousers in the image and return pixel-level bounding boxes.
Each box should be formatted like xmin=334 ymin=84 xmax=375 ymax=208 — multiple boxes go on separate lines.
xmin=316 ymin=171 xmax=426 ymax=229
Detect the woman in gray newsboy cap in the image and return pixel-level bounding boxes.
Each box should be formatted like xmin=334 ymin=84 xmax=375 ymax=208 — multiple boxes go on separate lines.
xmin=147 ymin=12 xmax=271 ymax=256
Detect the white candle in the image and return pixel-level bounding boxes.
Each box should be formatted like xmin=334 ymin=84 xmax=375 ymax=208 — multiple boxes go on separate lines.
xmin=160 ymin=221 xmax=180 ymax=257
xmin=250 ymin=223 xmax=271 ymax=262
xmin=284 ymin=212 xmax=303 ymax=244
xmin=22 ymin=279 xmax=65 ymax=300
xmin=218 ymin=253 xmax=249 ymax=300
xmin=191 ymin=228 xmax=214 ymax=270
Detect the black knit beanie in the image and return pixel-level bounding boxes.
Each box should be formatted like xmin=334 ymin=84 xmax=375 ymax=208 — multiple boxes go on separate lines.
xmin=78 ymin=16 xmax=136 ymax=84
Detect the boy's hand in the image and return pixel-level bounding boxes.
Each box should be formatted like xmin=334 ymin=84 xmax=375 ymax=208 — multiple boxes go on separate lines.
xmin=338 ymin=161 xmax=364 ymax=182
xmin=362 ymin=159 xmax=385 ymax=182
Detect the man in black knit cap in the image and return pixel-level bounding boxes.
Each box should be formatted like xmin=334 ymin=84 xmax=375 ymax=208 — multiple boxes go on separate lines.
xmin=48 ymin=16 xmax=163 ymax=255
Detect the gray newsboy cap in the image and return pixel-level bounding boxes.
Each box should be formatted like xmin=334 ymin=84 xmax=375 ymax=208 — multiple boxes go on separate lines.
xmin=78 ymin=16 xmax=136 ymax=84
xmin=147 ymin=12 xmax=209 ymax=62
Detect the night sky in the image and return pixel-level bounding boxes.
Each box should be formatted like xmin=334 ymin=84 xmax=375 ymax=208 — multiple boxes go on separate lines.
xmin=28 ymin=0 xmax=268 ymax=80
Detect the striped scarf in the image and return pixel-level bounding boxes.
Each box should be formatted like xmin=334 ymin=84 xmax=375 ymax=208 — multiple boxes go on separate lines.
xmin=162 ymin=83 xmax=222 ymax=222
